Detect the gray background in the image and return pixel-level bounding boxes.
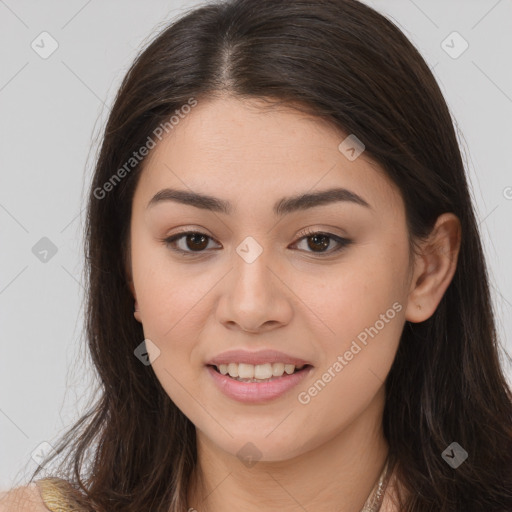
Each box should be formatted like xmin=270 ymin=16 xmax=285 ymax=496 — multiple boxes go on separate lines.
xmin=1 ymin=0 xmax=511 ymax=490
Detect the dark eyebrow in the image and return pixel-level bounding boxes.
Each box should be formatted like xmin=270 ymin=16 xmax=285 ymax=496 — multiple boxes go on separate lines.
xmin=146 ymin=187 xmax=372 ymax=215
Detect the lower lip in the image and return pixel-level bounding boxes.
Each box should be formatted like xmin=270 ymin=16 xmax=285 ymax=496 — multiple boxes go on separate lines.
xmin=206 ymin=365 xmax=313 ymax=404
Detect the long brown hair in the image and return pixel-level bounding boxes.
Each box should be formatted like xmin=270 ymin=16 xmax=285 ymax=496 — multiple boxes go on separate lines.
xmin=27 ymin=0 xmax=512 ymax=510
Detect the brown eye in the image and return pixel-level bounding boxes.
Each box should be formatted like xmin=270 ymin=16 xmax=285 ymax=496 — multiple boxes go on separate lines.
xmin=306 ymin=233 xmax=331 ymax=252
xmin=294 ymin=230 xmax=352 ymax=255
xmin=182 ymin=233 xmax=209 ymax=251
xmin=163 ymin=231 xmax=218 ymax=255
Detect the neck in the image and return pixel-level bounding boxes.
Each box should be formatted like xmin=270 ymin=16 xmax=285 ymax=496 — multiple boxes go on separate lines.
xmin=187 ymin=386 xmax=390 ymax=512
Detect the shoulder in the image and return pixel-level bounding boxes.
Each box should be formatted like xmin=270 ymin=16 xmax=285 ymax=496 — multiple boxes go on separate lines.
xmin=0 ymin=483 xmax=49 ymax=511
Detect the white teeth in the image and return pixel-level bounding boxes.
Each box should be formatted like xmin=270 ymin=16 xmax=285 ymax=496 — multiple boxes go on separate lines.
xmin=254 ymin=363 xmax=273 ymax=380
xmin=272 ymin=362 xmax=285 ymax=375
xmin=238 ymin=363 xmax=254 ymax=379
xmin=214 ymin=362 xmax=306 ymax=380
xmin=284 ymin=364 xmax=295 ymax=375
xmin=227 ymin=363 xmax=239 ymax=377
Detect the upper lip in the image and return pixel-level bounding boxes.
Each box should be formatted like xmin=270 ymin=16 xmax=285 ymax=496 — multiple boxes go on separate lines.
xmin=206 ymin=349 xmax=312 ymax=367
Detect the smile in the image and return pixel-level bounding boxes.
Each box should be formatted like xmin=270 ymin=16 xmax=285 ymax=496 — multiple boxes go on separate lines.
xmin=213 ymin=362 xmax=307 ymax=381
xmin=206 ymin=364 xmax=313 ymax=403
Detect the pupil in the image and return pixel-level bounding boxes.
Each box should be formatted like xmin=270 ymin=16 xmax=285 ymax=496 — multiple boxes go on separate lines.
xmin=187 ymin=233 xmax=208 ymax=251
xmin=308 ymin=234 xmax=329 ymax=252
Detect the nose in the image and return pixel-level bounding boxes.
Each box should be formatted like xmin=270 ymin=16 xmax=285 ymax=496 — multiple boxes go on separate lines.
xmin=215 ymin=248 xmax=293 ymax=334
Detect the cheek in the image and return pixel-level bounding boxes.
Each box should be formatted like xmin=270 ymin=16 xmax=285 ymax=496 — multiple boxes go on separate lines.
xmin=294 ymin=246 xmax=406 ymax=390
xmin=131 ymin=236 xmax=206 ymax=332
xmin=131 ymin=256 xmax=220 ymax=398
xmin=291 ymin=253 xmax=403 ymax=338
xmin=295 ymin=290 xmax=403 ymax=433
xmin=138 ymin=277 xmax=209 ymax=345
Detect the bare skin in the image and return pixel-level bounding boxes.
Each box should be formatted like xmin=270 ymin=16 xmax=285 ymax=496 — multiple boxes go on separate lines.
xmin=127 ymin=95 xmax=461 ymax=512
xmin=0 ymin=483 xmax=48 ymax=511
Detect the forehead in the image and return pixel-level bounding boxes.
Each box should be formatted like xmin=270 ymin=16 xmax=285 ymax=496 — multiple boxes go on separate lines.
xmin=134 ymin=96 xmax=403 ymax=218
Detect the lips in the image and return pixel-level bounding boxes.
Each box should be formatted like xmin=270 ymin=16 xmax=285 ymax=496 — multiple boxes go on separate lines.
xmin=206 ymin=349 xmax=312 ymax=367
xmin=206 ymin=364 xmax=314 ymax=403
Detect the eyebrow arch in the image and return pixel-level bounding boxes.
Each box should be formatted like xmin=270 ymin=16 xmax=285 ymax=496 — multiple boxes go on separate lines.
xmin=146 ymin=187 xmax=372 ymax=216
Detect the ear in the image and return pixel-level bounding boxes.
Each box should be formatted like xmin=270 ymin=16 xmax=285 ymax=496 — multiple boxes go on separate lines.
xmin=133 ymin=299 xmax=142 ymax=323
xmin=125 ymin=242 xmax=142 ymax=324
xmin=126 ymin=280 xmax=141 ymax=323
xmin=405 ymin=213 xmax=462 ymax=323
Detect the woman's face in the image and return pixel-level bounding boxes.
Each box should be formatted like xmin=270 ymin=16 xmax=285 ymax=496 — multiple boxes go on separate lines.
xmin=128 ymin=95 xmax=414 ymax=462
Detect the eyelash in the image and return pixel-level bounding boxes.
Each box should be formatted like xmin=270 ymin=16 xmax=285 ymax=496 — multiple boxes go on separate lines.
xmin=160 ymin=228 xmax=352 ymax=257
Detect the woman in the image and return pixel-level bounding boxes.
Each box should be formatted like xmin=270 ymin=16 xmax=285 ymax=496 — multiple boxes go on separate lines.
xmin=2 ymin=0 xmax=511 ymax=510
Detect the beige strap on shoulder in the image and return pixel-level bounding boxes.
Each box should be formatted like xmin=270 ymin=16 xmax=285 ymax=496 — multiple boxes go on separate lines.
xmin=34 ymin=477 xmax=88 ymax=512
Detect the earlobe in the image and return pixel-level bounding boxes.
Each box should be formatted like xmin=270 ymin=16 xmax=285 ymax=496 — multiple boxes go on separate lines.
xmin=127 ymin=276 xmax=142 ymax=323
xmin=134 ymin=300 xmax=142 ymax=323
xmin=405 ymin=213 xmax=462 ymax=323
